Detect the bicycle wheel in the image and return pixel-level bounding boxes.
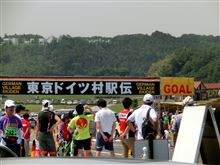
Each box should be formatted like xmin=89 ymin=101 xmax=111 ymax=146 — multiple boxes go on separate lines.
xmin=64 ymin=141 xmax=71 ymax=156
xmin=56 ymin=145 xmax=64 ymax=157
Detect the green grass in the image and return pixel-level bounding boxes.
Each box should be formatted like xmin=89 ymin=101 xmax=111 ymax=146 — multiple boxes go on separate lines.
xmin=109 ymin=104 xmax=124 ymax=113
xmin=3 ymin=95 xmax=97 ymax=102
xmin=21 ymin=103 xmax=124 ymax=113
xmin=23 ymin=104 xmax=75 ymax=112
xmin=1 ymin=94 xmax=143 ymax=113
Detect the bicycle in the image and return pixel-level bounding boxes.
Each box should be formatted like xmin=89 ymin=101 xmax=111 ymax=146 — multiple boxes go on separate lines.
xmin=56 ymin=140 xmax=71 ymax=157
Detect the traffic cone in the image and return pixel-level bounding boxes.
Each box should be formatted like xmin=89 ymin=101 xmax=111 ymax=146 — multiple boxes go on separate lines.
xmin=35 ymin=146 xmax=40 ymax=157
xmin=35 ymin=140 xmax=41 ymax=157
xmin=31 ymin=140 xmax=36 ymax=157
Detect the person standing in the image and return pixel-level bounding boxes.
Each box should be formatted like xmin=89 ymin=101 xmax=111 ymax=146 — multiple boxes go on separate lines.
xmin=15 ymin=105 xmax=25 ymax=120
xmin=127 ymin=94 xmax=158 ymax=159
xmin=173 ymin=96 xmax=194 ymax=146
xmin=0 ymin=100 xmax=23 ymax=157
xmin=15 ymin=104 xmax=25 ymax=157
xmin=67 ymin=104 xmax=94 ymax=157
xmin=119 ymin=97 xmax=135 ymax=158
xmin=22 ymin=113 xmax=31 ymax=157
xmin=127 ymin=94 xmax=158 ymax=140
xmin=36 ymin=100 xmax=61 ymax=157
xmin=95 ymin=99 xmax=116 ymax=157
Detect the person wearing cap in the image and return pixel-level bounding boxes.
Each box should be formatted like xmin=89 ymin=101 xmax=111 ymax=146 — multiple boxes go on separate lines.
xmin=0 ymin=100 xmax=23 ymax=157
xmin=127 ymin=94 xmax=158 ymax=140
xmin=127 ymin=94 xmax=158 ymax=159
xmin=172 ymin=96 xmax=194 ymax=146
xmin=36 ymin=100 xmax=62 ymax=157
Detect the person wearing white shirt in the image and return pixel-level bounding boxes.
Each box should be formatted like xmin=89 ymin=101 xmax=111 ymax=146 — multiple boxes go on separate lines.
xmin=95 ymin=99 xmax=116 ymax=157
xmin=127 ymin=94 xmax=158 ymax=159
xmin=127 ymin=94 xmax=158 ymax=140
xmin=15 ymin=105 xmax=25 ymax=157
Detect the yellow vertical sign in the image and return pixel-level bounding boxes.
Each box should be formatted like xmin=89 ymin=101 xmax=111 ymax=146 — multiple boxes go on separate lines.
xmin=161 ymin=77 xmax=194 ymax=96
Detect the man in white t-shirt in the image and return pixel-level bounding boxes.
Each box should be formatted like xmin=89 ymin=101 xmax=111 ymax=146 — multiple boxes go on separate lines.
xmin=127 ymin=94 xmax=158 ymax=140
xmin=94 ymin=99 xmax=116 ymax=157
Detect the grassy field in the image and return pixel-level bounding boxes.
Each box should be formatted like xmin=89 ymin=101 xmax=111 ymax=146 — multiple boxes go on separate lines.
xmin=0 ymin=94 xmax=142 ymax=113
xmin=2 ymin=94 xmax=218 ymax=114
xmin=18 ymin=103 xmax=123 ymax=113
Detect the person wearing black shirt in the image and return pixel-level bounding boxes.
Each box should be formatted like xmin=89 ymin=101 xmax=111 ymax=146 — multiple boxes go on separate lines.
xmin=36 ymin=100 xmax=61 ymax=157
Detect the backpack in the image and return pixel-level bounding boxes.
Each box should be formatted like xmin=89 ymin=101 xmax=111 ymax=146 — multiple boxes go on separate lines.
xmin=142 ymin=108 xmax=155 ymax=139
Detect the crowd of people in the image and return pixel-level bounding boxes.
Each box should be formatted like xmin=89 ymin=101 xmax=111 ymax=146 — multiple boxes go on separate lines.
xmin=1 ymin=94 xmax=219 ymax=158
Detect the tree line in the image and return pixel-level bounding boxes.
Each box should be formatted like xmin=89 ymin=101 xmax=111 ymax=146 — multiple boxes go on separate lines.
xmin=0 ymin=31 xmax=219 ymax=82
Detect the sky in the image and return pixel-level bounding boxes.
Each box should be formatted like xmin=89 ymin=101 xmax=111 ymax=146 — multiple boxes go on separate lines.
xmin=0 ymin=0 xmax=220 ymax=38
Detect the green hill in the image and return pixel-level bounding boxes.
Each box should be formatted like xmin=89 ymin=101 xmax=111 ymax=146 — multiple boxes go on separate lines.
xmin=147 ymin=46 xmax=220 ymax=82
xmin=0 ymin=31 xmax=219 ymax=82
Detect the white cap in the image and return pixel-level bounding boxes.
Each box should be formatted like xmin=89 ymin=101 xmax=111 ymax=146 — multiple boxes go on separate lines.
xmin=4 ymin=100 xmax=15 ymax=109
xmin=143 ymin=94 xmax=154 ymax=104
xmin=42 ymin=100 xmax=50 ymax=107
xmin=182 ymin=96 xmax=194 ymax=106
xmin=49 ymin=105 xmax=54 ymax=111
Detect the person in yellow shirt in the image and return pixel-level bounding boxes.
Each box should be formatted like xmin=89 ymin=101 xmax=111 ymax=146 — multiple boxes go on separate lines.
xmin=67 ymin=104 xmax=94 ymax=157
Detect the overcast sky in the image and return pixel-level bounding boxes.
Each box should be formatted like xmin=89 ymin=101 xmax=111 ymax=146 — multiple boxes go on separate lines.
xmin=1 ymin=0 xmax=220 ymax=38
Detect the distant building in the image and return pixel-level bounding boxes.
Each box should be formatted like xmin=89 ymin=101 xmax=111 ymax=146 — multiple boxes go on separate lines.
xmin=87 ymin=38 xmax=111 ymax=44
xmin=39 ymin=38 xmax=46 ymax=45
xmin=11 ymin=38 xmax=18 ymax=45
xmin=47 ymin=36 xmax=56 ymax=43
xmin=3 ymin=38 xmax=11 ymax=44
xmin=204 ymin=83 xmax=220 ymax=98
xmin=24 ymin=40 xmax=30 ymax=44
xmin=30 ymin=38 xmax=35 ymax=43
xmin=194 ymin=81 xmax=207 ymax=100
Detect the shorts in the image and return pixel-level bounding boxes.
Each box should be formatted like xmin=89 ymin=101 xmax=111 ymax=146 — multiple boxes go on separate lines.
xmin=95 ymin=132 xmax=114 ymax=151
xmin=38 ymin=132 xmax=56 ymax=155
xmin=75 ymin=138 xmax=91 ymax=150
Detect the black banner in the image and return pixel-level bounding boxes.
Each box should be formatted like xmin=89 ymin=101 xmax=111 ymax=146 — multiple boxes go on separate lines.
xmin=0 ymin=80 xmax=160 ymax=95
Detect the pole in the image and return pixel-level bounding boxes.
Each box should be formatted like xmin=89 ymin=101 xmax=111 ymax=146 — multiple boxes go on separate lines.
xmin=0 ymin=94 xmax=2 ymax=116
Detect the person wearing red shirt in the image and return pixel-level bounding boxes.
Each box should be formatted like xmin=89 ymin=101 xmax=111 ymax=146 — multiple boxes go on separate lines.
xmin=58 ymin=113 xmax=71 ymax=143
xmin=119 ymin=97 xmax=135 ymax=158
xmin=22 ymin=113 xmax=31 ymax=157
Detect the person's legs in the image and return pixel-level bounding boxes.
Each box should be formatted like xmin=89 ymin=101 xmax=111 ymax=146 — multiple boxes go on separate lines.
xmin=124 ymin=137 xmax=135 ymax=157
xmin=75 ymin=140 xmax=84 ymax=157
xmin=38 ymin=132 xmax=48 ymax=156
xmin=104 ymin=134 xmax=115 ymax=157
xmin=121 ymin=140 xmax=129 ymax=158
xmin=83 ymin=138 xmax=92 ymax=157
xmin=77 ymin=149 xmax=84 ymax=157
xmin=24 ymin=139 xmax=30 ymax=157
xmin=21 ymin=139 xmax=25 ymax=157
xmin=95 ymin=132 xmax=104 ymax=157
xmin=109 ymin=150 xmax=115 ymax=157
xmin=47 ymin=133 xmax=57 ymax=157
xmin=85 ymin=150 xmax=92 ymax=157
xmin=95 ymin=151 xmax=102 ymax=157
